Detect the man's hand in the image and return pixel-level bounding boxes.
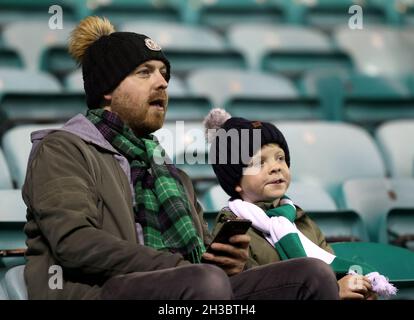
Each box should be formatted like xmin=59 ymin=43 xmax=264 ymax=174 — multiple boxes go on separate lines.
xmin=201 ymin=234 xmax=250 ymax=276
xmin=338 ymin=274 xmax=377 ymax=300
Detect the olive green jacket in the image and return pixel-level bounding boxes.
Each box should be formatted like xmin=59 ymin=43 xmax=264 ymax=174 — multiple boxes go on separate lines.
xmin=213 ymin=202 xmax=333 ymax=269
xmin=22 ymin=114 xmax=212 ymax=300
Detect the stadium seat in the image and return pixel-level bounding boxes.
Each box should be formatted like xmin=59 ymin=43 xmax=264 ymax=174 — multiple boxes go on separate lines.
xmin=331 ymin=242 xmax=414 ymax=299
xmin=91 ymin=0 xmax=181 ymax=25
xmin=0 ymin=189 xmax=27 ymax=279
xmin=0 ymin=149 xmax=13 ymax=189
xmin=2 ymin=21 xmax=76 ymax=72
xmin=276 ymin=121 xmax=386 ymax=206
xmin=2 ymin=124 xmax=61 ymax=188
xmin=227 ymin=23 xmax=351 ymax=75
xmin=187 ymin=69 xmax=322 ymax=121
xmin=334 ymin=25 xmax=414 ymax=77
xmin=40 ymin=45 xmax=77 ymax=80
xmin=343 ymin=178 xmax=414 ymax=243
xmin=0 ymin=47 xmax=23 ymax=69
xmin=120 ymin=22 xmax=246 ymax=74
xmin=3 ymin=265 xmax=27 ymax=300
xmin=0 ymin=68 xmax=84 ymax=133
xmin=192 ymin=0 xmax=285 ymax=30
xmin=301 ymin=70 xmax=414 ymax=126
xmin=0 ymin=68 xmax=61 ymax=93
xmin=0 ymin=281 xmax=8 ymax=300
xmin=0 ymin=0 xmax=79 ymax=25
xmin=298 ymin=0 xmax=387 ymax=30
xmin=375 ymin=120 xmax=414 ymax=177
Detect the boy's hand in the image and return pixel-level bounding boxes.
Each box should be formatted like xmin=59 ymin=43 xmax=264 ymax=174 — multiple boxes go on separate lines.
xmin=201 ymin=234 xmax=250 ymax=276
xmin=338 ymin=274 xmax=377 ymax=300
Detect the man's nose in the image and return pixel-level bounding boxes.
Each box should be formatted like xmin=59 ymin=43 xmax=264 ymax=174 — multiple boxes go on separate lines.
xmin=154 ymin=70 xmax=168 ymax=90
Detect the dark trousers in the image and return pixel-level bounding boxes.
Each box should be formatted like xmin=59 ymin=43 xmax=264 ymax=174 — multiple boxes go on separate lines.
xmin=101 ymin=257 xmax=339 ymax=300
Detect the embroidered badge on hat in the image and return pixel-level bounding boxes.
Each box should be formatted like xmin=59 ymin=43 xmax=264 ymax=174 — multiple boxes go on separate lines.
xmin=145 ymin=38 xmax=162 ymax=51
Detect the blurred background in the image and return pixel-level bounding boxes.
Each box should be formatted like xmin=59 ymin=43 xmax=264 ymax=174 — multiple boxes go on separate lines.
xmin=1 ymin=0 xmax=414 ymax=300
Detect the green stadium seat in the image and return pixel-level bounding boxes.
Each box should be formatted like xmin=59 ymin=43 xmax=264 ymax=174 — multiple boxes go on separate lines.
xmin=2 ymin=124 xmax=61 ymax=188
xmin=91 ymin=0 xmax=181 ymax=25
xmin=298 ymin=0 xmax=387 ymax=30
xmin=301 ymin=70 xmax=414 ymax=128
xmin=192 ymin=0 xmax=285 ymax=30
xmin=3 ymin=265 xmax=27 ymax=300
xmin=0 ymin=47 xmax=23 ymax=69
xmin=227 ymin=23 xmax=351 ymax=75
xmin=343 ymin=178 xmax=414 ymax=243
xmin=276 ymin=121 xmax=386 ymax=206
xmin=331 ymin=242 xmax=414 ymax=299
xmin=120 ymin=22 xmax=246 ymax=74
xmin=2 ymin=21 xmax=75 ymax=72
xmin=40 ymin=45 xmax=77 ymax=80
xmin=187 ymin=69 xmax=322 ymax=121
xmin=375 ymin=120 xmax=414 ymax=177
xmin=0 ymin=0 xmax=79 ymax=25
xmin=0 ymin=149 xmax=12 ymax=189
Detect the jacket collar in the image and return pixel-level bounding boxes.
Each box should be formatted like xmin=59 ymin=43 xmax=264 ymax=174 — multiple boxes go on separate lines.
xmin=30 ymin=113 xmax=119 ymax=155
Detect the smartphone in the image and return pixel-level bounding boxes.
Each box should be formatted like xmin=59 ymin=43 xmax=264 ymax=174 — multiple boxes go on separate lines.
xmin=205 ymin=219 xmax=252 ymax=255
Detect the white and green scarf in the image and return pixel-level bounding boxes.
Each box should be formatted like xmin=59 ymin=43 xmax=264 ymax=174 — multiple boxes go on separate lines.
xmin=229 ymin=196 xmax=397 ymax=297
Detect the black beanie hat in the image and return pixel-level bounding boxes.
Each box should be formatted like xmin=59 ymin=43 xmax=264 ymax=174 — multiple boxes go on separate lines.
xmin=205 ymin=110 xmax=290 ymax=199
xmin=82 ymin=32 xmax=170 ymax=108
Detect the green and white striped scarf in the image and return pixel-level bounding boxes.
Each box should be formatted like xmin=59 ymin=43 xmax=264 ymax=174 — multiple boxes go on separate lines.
xmin=229 ymin=196 xmax=397 ymax=297
xmin=87 ymin=109 xmax=205 ymax=263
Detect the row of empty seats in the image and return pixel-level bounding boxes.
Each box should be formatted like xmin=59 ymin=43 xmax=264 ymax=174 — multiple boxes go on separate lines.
xmin=0 ymin=0 xmax=412 ymax=28
xmin=3 ymin=21 xmax=414 ymax=78
xmin=2 ymin=67 xmax=414 ymax=134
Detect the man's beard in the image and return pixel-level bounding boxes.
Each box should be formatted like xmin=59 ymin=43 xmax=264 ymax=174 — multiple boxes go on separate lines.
xmin=111 ymin=94 xmax=167 ymax=136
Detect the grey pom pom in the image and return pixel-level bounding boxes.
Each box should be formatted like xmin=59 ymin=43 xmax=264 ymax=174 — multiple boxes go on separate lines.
xmin=203 ymin=108 xmax=231 ymax=143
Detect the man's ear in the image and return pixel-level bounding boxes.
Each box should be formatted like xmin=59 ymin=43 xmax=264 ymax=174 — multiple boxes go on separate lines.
xmin=235 ymin=185 xmax=242 ymax=193
xmin=103 ymin=93 xmax=112 ymax=101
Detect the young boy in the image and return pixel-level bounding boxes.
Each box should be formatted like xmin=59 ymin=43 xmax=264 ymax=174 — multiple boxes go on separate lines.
xmin=203 ymin=108 xmax=396 ymax=300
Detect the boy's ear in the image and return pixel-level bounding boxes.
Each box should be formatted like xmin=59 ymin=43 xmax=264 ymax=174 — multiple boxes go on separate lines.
xmin=235 ymin=185 xmax=242 ymax=193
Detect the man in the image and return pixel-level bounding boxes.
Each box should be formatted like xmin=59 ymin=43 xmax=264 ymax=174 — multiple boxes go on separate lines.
xmin=22 ymin=16 xmax=340 ymax=300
